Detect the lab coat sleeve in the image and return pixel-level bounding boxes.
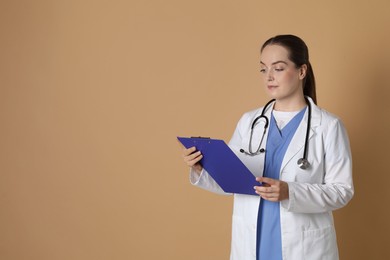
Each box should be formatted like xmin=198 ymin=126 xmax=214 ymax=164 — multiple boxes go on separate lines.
xmin=282 ymin=117 xmax=354 ymax=213
xmin=189 ymin=168 xmax=229 ymax=195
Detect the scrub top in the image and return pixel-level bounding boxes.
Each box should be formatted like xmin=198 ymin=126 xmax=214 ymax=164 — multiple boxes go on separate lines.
xmin=256 ymin=107 xmax=306 ymax=260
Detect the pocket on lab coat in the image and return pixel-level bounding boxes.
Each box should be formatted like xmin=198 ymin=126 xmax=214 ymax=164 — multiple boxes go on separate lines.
xmin=303 ymin=225 xmax=338 ymax=260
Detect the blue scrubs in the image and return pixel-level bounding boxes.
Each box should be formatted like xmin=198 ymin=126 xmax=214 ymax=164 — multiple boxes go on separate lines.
xmin=256 ymin=107 xmax=306 ymax=260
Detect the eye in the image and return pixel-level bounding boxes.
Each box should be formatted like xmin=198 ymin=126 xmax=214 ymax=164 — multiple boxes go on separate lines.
xmin=275 ymin=67 xmax=285 ymax=72
xmin=260 ymin=68 xmax=266 ymax=73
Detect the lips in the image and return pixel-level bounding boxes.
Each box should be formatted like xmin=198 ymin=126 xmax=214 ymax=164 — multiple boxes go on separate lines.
xmin=267 ymin=85 xmax=278 ymax=90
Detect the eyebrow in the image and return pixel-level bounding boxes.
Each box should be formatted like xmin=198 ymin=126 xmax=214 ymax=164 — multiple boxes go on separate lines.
xmin=260 ymin=60 xmax=288 ymax=66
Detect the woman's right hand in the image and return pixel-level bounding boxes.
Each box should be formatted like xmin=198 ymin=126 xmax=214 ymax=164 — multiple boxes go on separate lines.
xmin=182 ymin=146 xmax=203 ymax=175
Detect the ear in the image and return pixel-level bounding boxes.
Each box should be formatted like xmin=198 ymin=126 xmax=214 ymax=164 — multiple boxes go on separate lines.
xmin=299 ymin=64 xmax=308 ymax=80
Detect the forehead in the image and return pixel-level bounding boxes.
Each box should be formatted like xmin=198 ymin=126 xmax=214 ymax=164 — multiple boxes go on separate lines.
xmin=260 ymin=44 xmax=291 ymax=65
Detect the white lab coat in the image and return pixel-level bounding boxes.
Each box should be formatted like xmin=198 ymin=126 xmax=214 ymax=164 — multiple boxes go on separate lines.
xmin=190 ymin=97 xmax=354 ymax=260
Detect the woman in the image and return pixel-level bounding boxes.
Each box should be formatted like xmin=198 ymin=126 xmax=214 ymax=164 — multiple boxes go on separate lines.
xmin=182 ymin=34 xmax=354 ymax=260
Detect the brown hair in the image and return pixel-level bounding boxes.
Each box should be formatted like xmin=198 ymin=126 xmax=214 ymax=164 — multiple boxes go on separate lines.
xmin=261 ymin=35 xmax=317 ymax=104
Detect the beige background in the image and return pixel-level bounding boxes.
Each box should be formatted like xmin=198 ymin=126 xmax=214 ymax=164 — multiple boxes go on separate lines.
xmin=1 ymin=0 xmax=389 ymax=259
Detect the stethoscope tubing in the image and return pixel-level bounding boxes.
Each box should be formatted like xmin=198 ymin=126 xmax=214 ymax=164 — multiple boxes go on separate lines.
xmin=241 ymin=97 xmax=312 ymax=169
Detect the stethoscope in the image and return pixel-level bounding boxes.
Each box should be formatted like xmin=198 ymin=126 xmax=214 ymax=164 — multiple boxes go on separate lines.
xmin=240 ymin=97 xmax=312 ymax=170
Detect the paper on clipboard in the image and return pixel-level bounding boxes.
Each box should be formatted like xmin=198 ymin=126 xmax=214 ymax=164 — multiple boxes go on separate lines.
xmin=178 ymin=137 xmax=258 ymax=195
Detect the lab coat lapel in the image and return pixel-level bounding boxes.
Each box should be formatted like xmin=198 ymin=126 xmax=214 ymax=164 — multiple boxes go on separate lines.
xmin=280 ymin=98 xmax=321 ymax=173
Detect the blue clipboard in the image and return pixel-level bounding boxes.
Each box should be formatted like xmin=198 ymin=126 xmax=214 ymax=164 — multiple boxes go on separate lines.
xmin=178 ymin=137 xmax=258 ymax=195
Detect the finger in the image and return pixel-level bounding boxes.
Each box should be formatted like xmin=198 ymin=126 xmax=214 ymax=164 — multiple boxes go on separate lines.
xmin=253 ymin=185 xmax=273 ymax=194
xmin=184 ymin=153 xmax=203 ymax=167
xmin=187 ymin=153 xmax=203 ymax=164
xmin=184 ymin=150 xmax=202 ymax=161
xmin=254 ymin=188 xmax=275 ymax=200
xmin=261 ymin=195 xmax=279 ymax=202
xmin=255 ymin=177 xmax=270 ymax=187
xmin=257 ymin=177 xmax=277 ymax=185
xmin=187 ymin=156 xmax=203 ymax=167
xmin=255 ymin=188 xmax=280 ymax=200
xmin=182 ymin=146 xmax=197 ymax=156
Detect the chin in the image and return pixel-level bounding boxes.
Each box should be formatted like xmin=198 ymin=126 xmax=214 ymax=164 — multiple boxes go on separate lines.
xmin=266 ymin=92 xmax=281 ymax=100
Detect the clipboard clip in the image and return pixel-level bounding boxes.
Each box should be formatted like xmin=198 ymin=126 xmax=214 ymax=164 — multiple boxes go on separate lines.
xmin=190 ymin=136 xmax=210 ymax=139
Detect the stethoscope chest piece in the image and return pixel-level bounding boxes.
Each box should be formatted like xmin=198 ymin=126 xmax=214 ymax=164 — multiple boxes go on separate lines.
xmin=297 ymin=158 xmax=310 ymax=170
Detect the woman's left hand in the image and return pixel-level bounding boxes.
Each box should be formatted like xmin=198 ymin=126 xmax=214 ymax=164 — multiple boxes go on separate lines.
xmin=254 ymin=177 xmax=289 ymax=202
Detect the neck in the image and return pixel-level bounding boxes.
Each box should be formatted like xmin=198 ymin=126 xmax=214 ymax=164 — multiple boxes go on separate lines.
xmin=274 ymin=96 xmax=307 ymax=112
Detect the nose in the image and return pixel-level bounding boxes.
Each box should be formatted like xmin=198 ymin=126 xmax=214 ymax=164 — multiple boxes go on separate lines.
xmin=267 ymin=70 xmax=274 ymax=81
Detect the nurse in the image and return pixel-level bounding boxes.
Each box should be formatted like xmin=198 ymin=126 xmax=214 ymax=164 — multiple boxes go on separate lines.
xmin=181 ymin=34 xmax=354 ymax=260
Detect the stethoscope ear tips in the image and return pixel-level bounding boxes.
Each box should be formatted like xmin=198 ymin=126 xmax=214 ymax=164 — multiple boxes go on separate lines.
xmin=297 ymin=158 xmax=310 ymax=170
